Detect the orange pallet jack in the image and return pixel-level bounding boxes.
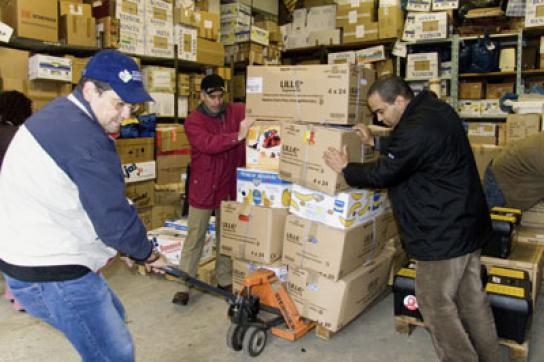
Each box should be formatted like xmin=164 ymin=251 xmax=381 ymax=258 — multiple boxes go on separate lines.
xmin=162 ymin=266 xmax=314 ymax=357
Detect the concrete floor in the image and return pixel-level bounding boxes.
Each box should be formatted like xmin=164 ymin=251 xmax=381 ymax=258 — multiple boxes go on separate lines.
xmin=0 ymin=259 xmax=542 ymax=362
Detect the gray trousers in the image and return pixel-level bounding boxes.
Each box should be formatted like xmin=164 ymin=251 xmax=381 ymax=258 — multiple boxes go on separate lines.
xmin=178 ymin=206 xmax=232 ymax=293
xmin=416 ymin=250 xmax=502 ymax=362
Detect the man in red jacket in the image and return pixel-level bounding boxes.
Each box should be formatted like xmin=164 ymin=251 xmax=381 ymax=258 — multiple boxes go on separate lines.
xmin=173 ymin=74 xmax=254 ymax=305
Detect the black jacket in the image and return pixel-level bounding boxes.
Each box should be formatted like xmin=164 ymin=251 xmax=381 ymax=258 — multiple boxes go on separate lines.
xmin=343 ymin=91 xmax=491 ymax=261
xmin=0 ymin=124 xmax=18 ymax=169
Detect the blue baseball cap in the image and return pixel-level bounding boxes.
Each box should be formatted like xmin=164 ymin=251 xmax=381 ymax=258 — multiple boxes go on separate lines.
xmin=82 ymin=49 xmax=153 ymax=104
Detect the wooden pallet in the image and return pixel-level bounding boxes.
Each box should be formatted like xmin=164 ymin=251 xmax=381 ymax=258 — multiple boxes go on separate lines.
xmin=394 ymin=315 xmax=529 ymax=362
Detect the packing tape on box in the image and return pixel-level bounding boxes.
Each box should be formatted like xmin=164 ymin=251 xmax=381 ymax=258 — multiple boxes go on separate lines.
xmin=299 ymin=123 xmax=314 ymax=187
xmin=235 ymin=203 xmax=252 ymax=259
xmin=364 ymin=216 xmax=379 ymax=265
xmin=298 ymin=219 xmax=319 ymax=271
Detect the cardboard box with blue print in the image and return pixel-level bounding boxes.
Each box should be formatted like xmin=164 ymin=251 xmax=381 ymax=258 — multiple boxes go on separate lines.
xmin=236 ymin=168 xmax=292 ymax=209
xmin=282 ymin=212 xmax=388 ymax=281
xmin=220 ymin=201 xmax=288 ymax=264
xmin=286 ymin=247 xmax=394 ymax=332
xmin=289 ymin=183 xmax=386 ymax=229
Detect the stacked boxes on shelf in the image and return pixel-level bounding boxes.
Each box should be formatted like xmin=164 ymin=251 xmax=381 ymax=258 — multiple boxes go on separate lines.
xmin=142 ymin=66 xmax=188 ymax=117
xmin=144 ymin=0 xmax=174 ymax=58
xmin=59 ymin=0 xmax=96 ymax=47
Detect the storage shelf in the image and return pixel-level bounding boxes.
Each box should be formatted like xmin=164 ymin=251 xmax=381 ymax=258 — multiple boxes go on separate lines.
xmin=460 ymin=33 xmax=519 ymax=41
xmin=459 ymin=71 xmax=516 ymax=78
xmin=282 ymin=37 xmax=397 ymax=57
xmin=404 ymin=37 xmax=453 ymax=45
xmin=459 ymin=114 xmax=507 ymax=120
xmin=522 ymin=69 xmax=544 ymax=76
xmin=7 ymin=36 xmax=99 ymax=57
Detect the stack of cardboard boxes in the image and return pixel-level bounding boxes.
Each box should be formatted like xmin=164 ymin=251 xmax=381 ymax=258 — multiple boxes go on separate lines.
xmin=328 ymin=45 xmax=394 ymax=79
xmin=142 ymin=66 xmax=189 ymax=117
xmin=59 ymin=0 xmax=97 ymax=47
xmin=225 ymin=63 xmax=400 ymax=333
xmin=174 ymin=3 xmax=224 ymax=66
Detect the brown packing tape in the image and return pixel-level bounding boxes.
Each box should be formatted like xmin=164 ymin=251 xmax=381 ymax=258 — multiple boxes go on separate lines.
xmin=299 ymin=219 xmax=319 ymax=271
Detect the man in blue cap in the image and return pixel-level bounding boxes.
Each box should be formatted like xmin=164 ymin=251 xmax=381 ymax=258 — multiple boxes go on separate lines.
xmin=0 ymin=50 xmax=167 ymax=361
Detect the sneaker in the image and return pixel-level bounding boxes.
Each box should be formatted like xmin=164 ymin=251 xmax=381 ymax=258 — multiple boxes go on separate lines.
xmin=172 ymin=291 xmax=189 ymax=306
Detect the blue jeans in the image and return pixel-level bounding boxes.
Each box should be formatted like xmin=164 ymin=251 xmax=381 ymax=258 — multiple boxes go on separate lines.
xmin=483 ymin=163 xmax=506 ymax=209
xmin=3 ymin=272 xmax=134 ymax=362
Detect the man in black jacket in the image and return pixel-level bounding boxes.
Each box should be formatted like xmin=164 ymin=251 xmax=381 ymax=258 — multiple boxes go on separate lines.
xmin=324 ymin=76 xmax=501 ymax=362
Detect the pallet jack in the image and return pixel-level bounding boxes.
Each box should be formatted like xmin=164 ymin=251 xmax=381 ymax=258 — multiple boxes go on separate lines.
xmin=162 ymin=266 xmax=315 ymax=357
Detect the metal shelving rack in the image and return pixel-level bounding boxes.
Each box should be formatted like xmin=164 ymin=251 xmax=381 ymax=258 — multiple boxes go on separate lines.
xmin=2 ymin=36 xmax=219 ymax=124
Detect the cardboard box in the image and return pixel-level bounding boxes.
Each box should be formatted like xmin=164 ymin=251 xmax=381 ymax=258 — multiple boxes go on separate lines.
xmin=195 ymin=11 xmax=219 ymax=40
xmin=1 ymin=0 xmax=58 ymax=42
xmin=156 ymin=154 xmax=189 ymax=185
xmin=470 ymin=144 xmax=503 ymax=180
xmin=236 ymin=168 xmax=292 ymax=209
xmin=196 ymin=38 xmax=224 ymax=66
xmin=28 ymin=54 xmax=72 ymax=82
xmin=122 ymin=160 xmax=156 ymax=183
xmin=125 ymin=180 xmax=155 ymax=208
xmin=144 ymin=25 xmax=174 ymax=58
xmin=279 ymin=124 xmax=362 ymax=195
xmin=96 ymin=16 xmax=120 ymax=48
xmin=115 ymin=137 xmax=155 ymax=164
xmin=3 ymin=79 xmax=71 ymax=111
xmin=65 ymin=55 xmax=90 ymax=84
xmin=142 ymin=66 xmax=175 ymax=93
xmin=525 ymin=0 xmax=544 ymax=28
xmin=147 ymin=226 xmax=213 ymax=264
xmin=459 ymin=82 xmax=484 ymax=99
xmin=307 ymin=29 xmax=341 ymax=46
xmin=378 ymin=6 xmax=404 ymax=39
xmin=458 ymin=100 xmax=481 ymax=117
xmin=175 ymin=24 xmax=197 ymax=61
xmin=406 ymin=53 xmax=439 ymax=80
xmin=287 ymin=247 xmax=394 ymax=332
xmin=407 ymin=0 xmax=432 ymax=11
xmin=413 ymin=11 xmax=448 ymax=41
xmin=220 ymin=201 xmax=288 ymax=264
xmin=289 ymin=183 xmax=386 ymax=229
xmin=282 ymin=213 xmax=387 ymax=281
xmin=232 ymin=258 xmax=288 ymax=294
xmin=499 ymin=48 xmax=516 ymax=72
xmin=155 ymin=124 xmax=189 ymax=152
xmin=480 ymin=100 xmax=507 ymax=117
xmin=328 ymin=51 xmax=356 ymax=65
xmin=505 ymin=114 xmax=541 ymax=145
xmin=516 ymin=225 xmax=544 ymax=246
xmin=173 ymin=7 xmax=199 ymax=27
xmin=232 ymin=26 xmax=270 ymax=46
xmin=0 ymin=47 xmax=29 ymax=80
xmin=467 ymin=123 xmax=497 ymax=145
xmin=232 ymin=74 xmax=246 ymax=99
xmin=245 ymin=120 xmax=283 ymax=172
xmin=137 ymin=206 xmax=153 ymax=229
xmin=151 ymin=204 xmax=182 ymax=229
xmin=146 ymin=92 xmax=188 ymax=117
xmin=222 ymin=13 xmax=252 ymax=32
xmin=376 ymin=59 xmax=395 ymax=78
xmin=245 ymin=64 xmax=374 ymax=125
xmin=356 ymin=45 xmax=387 ymax=64
xmin=336 ymin=2 xmax=375 ymax=31
xmin=481 ymin=243 xmax=544 ymax=307
xmin=178 ymin=73 xmax=190 ymax=96
xmin=342 ymin=22 xmax=379 ymax=43
xmin=486 ymin=83 xmax=514 ymax=99
xmin=59 ymin=14 xmax=96 ymax=46
xmin=306 ymin=4 xmax=336 ymax=30
xmin=154 ymin=182 xmax=184 ymax=205
xmin=522 ymin=202 xmax=544 ymax=228
xmin=59 ymin=1 xmax=92 ymax=17
xmin=220 ymin=2 xmax=252 ymax=18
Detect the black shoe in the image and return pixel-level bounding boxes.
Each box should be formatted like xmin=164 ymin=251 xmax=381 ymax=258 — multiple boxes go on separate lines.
xmin=172 ymin=291 xmax=189 ymax=306
xmin=217 ymin=284 xmax=233 ymax=294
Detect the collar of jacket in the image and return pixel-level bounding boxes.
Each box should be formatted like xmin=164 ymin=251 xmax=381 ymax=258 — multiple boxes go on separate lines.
xmin=197 ymin=102 xmax=226 ymax=118
xmin=399 ymin=90 xmax=432 ymax=126
xmin=71 ymin=89 xmax=101 ymax=122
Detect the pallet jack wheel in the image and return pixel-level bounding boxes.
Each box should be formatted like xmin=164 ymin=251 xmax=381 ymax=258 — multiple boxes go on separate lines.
xmin=226 ymin=323 xmax=245 ymax=351
xmin=242 ymin=326 xmax=267 ymax=357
